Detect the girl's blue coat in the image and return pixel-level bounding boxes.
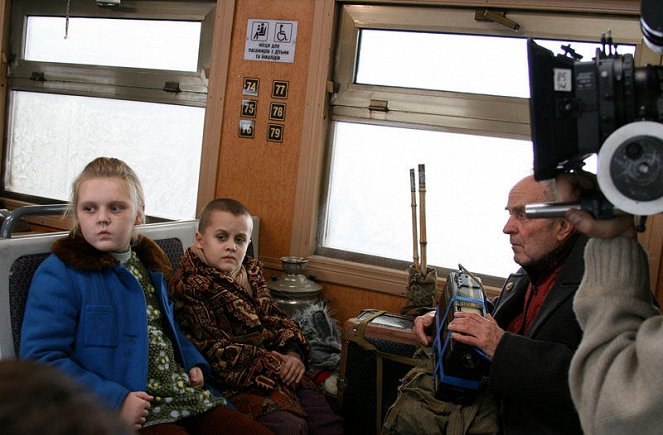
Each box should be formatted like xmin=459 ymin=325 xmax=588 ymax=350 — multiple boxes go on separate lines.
xmin=20 ymin=235 xmax=209 ymax=411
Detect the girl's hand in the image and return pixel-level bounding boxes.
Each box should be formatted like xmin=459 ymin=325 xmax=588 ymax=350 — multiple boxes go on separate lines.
xmin=120 ymin=391 xmax=153 ymax=430
xmin=271 ymin=351 xmax=305 ymax=386
xmin=189 ymin=366 xmax=204 ymax=388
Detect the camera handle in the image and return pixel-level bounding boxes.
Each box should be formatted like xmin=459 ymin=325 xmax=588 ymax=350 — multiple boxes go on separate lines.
xmin=526 ymin=201 xmax=648 ymax=232
xmin=524 ymin=198 xmax=624 ymax=219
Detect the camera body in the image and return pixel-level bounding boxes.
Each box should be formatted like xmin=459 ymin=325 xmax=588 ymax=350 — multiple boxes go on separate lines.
xmin=432 ymin=268 xmax=487 ymax=404
xmin=528 ymin=38 xmax=663 ymax=177
xmin=528 ymin=1 xmax=663 ymax=215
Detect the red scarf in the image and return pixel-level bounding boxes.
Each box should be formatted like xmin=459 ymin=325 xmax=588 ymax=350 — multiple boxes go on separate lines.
xmin=507 ymin=266 xmax=561 ymax=334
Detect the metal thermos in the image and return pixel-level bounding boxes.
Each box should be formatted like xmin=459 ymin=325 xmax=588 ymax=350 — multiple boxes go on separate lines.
xmin=268 ymin=256 xmax=322 ymax=317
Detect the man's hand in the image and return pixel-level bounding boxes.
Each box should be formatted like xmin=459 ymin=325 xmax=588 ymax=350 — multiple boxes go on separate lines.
xmin=413 ymin=311 xmax=436 ymax=346
xmin=556 ymin=172 xmax=596 ymax=203
xmin=556 ymin=173 xmax=636 ymax=239
xmin=271 ymin=351 xmax=305 ymax=386
xmin=120 ymin=391 xmax=152 ymax=430
xmin=565 ymin=209 xmax=636 ymax=239
xmin=447 ymin=312 xmax=504 ymax=360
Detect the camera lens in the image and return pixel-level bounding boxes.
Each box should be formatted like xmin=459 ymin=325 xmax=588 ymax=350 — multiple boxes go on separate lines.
xmin=641 ymin=0 xmax=663 ymax=55
xmin=611 ymin=135 xmax=663 ymax=202
xmin=625 ymin=142 xmax=643 ymax=160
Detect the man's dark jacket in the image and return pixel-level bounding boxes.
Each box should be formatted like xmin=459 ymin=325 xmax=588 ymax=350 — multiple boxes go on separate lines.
xmin=488 ymin=234 xmax=587 ymax=435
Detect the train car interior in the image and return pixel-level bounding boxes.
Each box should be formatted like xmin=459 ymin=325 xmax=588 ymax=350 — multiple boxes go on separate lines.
xmin=0 ymin=0 xmax=661 ymax=433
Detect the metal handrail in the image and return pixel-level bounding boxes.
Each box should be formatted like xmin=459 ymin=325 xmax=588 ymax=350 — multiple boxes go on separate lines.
xmin=0 ymin=204 xmax=68 ymax=239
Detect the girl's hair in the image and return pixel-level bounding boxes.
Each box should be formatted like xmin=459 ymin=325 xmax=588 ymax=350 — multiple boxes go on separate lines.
xmin=67 ymin=157 xmax=145 ymax=235
xmin=198 ymin=198 xmax=251 ymax=234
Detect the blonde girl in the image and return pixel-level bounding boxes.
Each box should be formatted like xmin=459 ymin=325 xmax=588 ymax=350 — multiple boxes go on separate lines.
xmin=21 ymin=157 xmax=272 ymax=435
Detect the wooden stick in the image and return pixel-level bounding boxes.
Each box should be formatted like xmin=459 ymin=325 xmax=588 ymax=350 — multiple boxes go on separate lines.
xmin=410 ymin=168 xmax=419 ymax=269
xmin=418 ymin=164 xmax=427 ymax=272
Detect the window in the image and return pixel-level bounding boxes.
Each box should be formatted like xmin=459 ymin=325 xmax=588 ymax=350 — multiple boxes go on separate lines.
xmin=2 ymin=0 xmax=215 ymax=220
xmin=320 ymin=5 xmax=643 ymax=283
xmin=25 ymin=16 xmax=201 ymax=71
xmin=356 ymin=31 xmax=635 ymax=98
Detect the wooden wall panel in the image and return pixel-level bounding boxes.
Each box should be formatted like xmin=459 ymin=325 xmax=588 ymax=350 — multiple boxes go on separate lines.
xmin=215 ymin=0 xmax=314 ymax=259
xmin=639 ymin=214 xmax=663 ymax=303
xmin=321 ymin=283 xmax=406 ymax=326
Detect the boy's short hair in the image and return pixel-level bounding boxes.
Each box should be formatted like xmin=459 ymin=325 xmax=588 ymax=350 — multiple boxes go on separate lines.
xmin=198 ymin=198 xmax=252 ymax=234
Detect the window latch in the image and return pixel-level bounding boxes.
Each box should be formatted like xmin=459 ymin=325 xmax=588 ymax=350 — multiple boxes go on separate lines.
xmin=96 ymin=0 xmax=121 ymax=6
xmin=29 ymin=72 xmax=45 ymax=82
xmin=163 ymin=81 xmax=181 ymax=93
xmin=369 ymin=99 xmax=388 ymax=112
xmin=475 ymin=10 xmax=520 ymax=32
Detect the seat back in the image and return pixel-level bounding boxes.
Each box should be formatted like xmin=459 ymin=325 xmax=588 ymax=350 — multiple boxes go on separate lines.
xmin=0 ymin=215 xmax=260 ymax=360
xmin=0 ymin=220 xmax=198 ymax=359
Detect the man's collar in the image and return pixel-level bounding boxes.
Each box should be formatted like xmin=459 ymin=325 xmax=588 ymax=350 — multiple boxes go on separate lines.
xmin=524 ymin=232 xmax=579 ymax=284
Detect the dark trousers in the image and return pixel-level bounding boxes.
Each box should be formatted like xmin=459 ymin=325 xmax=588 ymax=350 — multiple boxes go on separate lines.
xmin=256 ymin=388 xmax=344 ymax=435
xmin=139 ymin=405 xmax=274 ymax=435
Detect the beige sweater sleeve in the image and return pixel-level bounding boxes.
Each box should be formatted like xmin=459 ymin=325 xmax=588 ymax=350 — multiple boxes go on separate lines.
xmin=570 ymin=237 xmax=663 ymax=435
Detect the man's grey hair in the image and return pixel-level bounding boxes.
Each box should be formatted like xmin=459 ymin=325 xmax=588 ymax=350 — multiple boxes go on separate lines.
xmin=540 ymin=179 xmax=560 ymax=203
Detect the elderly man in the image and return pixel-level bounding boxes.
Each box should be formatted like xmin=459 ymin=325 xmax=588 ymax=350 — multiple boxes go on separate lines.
xmin=393 ymin=175 xmax=586 ymax=434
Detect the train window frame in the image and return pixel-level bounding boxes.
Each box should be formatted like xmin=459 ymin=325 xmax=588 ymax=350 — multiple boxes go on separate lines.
xmin=305 ymin=4 xmax=647 ymax=292
xmin=0 ymin=0 xmax=216 ymax=220
xmin=7 ymin=0 xmax=215 ymax=106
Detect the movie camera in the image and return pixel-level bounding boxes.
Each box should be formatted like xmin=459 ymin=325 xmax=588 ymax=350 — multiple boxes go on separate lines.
xmin=526 ymin=0 xmax=663 ymax=218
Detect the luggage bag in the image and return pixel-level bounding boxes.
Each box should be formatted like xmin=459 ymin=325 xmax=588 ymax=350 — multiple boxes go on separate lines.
xmin=339 ymin=309 xmax=419 ymax=435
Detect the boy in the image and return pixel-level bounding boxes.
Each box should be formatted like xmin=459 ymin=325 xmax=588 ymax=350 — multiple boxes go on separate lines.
xmin=170 ymin=198 xmax=343 ymax=434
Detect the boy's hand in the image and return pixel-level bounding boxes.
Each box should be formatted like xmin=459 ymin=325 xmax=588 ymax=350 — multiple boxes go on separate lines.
xmin=271 ymin=351 xmax=305 ymax=386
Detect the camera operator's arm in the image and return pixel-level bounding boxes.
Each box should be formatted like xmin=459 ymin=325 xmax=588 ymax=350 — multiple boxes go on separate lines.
xmin=568 ymin=236 xmax=663 ymax=434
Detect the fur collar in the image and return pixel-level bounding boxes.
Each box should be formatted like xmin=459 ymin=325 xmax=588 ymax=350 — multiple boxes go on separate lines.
xmin=52 ymin=234 xmax=172 ymax=278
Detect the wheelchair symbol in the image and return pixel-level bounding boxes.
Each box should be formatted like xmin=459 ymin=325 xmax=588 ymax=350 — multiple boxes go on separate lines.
xmin=274 ymin=23 xmax=290 ymax=42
